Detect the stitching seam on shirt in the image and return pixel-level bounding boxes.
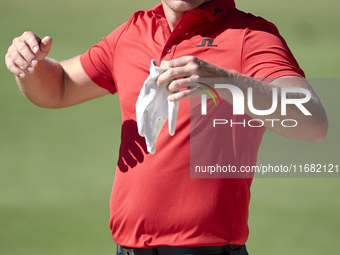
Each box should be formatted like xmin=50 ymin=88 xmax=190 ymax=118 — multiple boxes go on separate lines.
xmin=111 ymin=16 xmax=135 ymax=92
xmin=240 ymin=27 xmax=250 ymax=76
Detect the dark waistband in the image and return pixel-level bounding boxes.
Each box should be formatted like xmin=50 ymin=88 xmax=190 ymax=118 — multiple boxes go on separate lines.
xmin=120 ymin=244 xmax=242 ymax=255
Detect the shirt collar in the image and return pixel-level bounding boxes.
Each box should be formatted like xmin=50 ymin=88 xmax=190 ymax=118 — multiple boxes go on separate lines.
xmin=198 ymin=0 xmax=236 ymax=21
xmin=151 ymin=0 xmax=235 ymax=37
xmin=152 ymin=0 xmax=235 ymax=22
xmin=152 ymin=3 xmax=171 ymax=38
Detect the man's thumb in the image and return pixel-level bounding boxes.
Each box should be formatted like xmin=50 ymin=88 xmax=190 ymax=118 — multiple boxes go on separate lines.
xmin=40 ymin=36 xmax=53 ymax=54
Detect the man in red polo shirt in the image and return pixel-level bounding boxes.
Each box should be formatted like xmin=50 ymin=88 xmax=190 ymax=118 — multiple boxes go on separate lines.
xmin=5 ymin=0 xmax=328 ymax=254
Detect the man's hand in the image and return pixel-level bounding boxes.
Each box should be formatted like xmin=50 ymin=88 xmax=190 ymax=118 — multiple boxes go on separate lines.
xmin=157 ymin=56 xmax=231 ymax=102
xmin=5 ymin=31 xmax=108 ymax=109
xmin=5 ymin=32 xmax=53 ymax=78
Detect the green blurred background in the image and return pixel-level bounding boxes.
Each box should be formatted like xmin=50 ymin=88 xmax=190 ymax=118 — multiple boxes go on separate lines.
xmin=0 ymin=0 xmax=339 ymax=254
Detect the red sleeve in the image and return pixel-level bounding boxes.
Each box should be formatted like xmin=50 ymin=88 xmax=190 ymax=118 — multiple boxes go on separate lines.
xmin=80 ymin=22 xmax=127 ymax=94
xmin=241 ymin=20 xmax=305 ymax=82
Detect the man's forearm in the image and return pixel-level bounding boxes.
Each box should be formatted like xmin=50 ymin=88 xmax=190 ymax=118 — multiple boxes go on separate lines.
xmin=158 ymin=56 xmax=328 ymax=142
xmin=16 ymin=57 xmax=65 ymax=108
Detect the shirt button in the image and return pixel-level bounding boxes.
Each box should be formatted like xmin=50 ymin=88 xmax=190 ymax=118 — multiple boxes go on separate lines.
xmin=166 ymin=47 xmax=171 ymax=53
xmin=178 ymin=25 xmax=182 ymax=30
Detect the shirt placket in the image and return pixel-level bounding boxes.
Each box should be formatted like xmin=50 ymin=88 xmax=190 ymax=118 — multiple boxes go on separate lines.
xmin=162 ymin=14 xmax=209 ymax=61
xmin=160 ymin=22 xmax=186 ymax=61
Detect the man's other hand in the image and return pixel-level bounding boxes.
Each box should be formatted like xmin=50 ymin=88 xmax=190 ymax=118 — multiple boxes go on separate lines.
xmin=5 ymin=32 xmax=53 ymax=78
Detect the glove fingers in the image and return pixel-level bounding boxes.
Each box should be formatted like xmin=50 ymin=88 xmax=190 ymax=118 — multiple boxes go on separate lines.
xmin=151 ymin=117 xmax=167 ymax=154
xmin=136 ymin=90 xmax=156 ymax=137
xmin=136 ymin=85 xmax=147 ymax=136
xmin=136 ymin=105 xmax=146 ymax=137
xmin=144 ymin=108 xmax=155 ymax=153
xmin=168 ymin=101 xmax=179 ymax=136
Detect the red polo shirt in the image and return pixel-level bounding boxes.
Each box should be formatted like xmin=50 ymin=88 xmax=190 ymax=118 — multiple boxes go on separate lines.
xmin=80 ymin=0 xmax=304 ymax=248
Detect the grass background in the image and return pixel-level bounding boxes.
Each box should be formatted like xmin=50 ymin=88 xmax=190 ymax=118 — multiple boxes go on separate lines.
xmin=0 ymin=0 xmax=339 ymax=254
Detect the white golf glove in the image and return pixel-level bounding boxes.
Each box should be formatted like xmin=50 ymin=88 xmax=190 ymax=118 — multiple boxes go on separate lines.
xmin=136 ymin=60 xmax=179 ymax=154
